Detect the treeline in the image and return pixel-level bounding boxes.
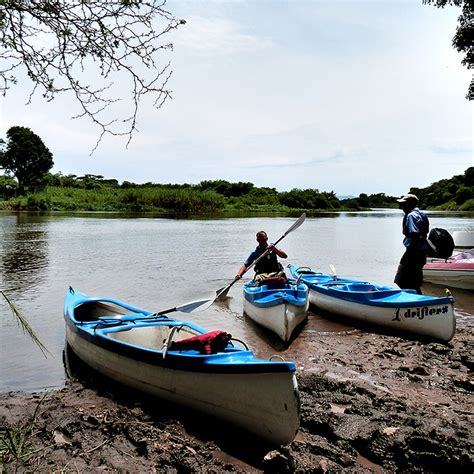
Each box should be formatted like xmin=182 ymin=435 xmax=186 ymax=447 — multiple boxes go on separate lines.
xmin=0 ymin=167 xmax=473 ymax=212
xmin=0 ymin=174 xmax=344 ymax=212
xmin=410 ymin=167 xmax=474 ymax=211
xmin=341 ymin=167 xmax=474 ymax=211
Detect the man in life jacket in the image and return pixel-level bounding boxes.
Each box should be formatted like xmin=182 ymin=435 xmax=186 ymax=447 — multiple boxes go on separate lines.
xmin=394 ymin=193 xmax=429 ymax=295
xmin=235 ymin=230 xmax=288 ymax=281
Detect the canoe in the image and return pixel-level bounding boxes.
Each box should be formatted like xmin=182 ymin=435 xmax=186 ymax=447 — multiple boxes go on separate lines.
xmin=288 ymin=264 xmax=456 ymax=342
xmin=423 ymin=249 xmax=474 ymax=290
xmin=64 ymin=287 xmax=300 ymax=445
xmin=243 ymin=276 xmax=309 ymax=341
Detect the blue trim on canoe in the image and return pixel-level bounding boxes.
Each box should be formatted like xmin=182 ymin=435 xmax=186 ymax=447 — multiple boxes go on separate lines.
xmin=243 ymin=279 xmax=308 ymax=309
xmin=287 ymin=264 xmax=454 ymax=308
xmin=64 ymin=288 xmax=296 ymax=374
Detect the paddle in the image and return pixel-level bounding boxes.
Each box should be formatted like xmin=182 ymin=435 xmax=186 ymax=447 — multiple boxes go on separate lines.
xmin=216 ymin=213 xmax=307 ymax=300
xmin=150 ymin=296 xmax=215 ymax=317
xmin=99 ymin=295 xmax=215 ymax=322
xmin=330 ymin=264 xmax=338 ymax=280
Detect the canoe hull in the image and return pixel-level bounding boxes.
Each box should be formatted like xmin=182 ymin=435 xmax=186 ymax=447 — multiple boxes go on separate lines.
xmin=243 ymin=298 xmax=308 ymax=341
xmin=243 ymin=279 xmax=309 ymax=341
xmin=423 ymin=253 xmax=474 ymax=290
xmin=289 ymin=265 xmax=456 ymax=342
xmin=423 ymin=268 xmax=474 ymax=290
xmin=64 ymin=289 xmax=300 ymax=445
xmin=309 ymin=288 xmax=455 ymax=341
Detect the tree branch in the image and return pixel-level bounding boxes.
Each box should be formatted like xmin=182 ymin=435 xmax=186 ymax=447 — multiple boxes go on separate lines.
xmin=0 ymin=0 xmax=185 ymax=150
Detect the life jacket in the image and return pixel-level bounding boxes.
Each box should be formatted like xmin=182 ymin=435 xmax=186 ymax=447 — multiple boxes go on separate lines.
xmin=169 ymin=330 xmax=232 ymax=354
xmin=254 ymin=249 xmax=281 ymax=275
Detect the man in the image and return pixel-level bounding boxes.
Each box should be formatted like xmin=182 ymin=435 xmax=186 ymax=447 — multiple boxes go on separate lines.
xmin=394 ymin=194 xmax=429 ymax=294
xmin=235 ymin=230 xmax=288 ymax=281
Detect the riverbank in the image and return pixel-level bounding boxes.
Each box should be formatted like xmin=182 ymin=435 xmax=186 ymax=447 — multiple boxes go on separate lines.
xmin=1 ymin=318 xmax=472 ymax=472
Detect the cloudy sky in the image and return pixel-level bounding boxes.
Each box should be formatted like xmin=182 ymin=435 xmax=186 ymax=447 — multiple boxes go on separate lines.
xmin=1 ymin=0 xmax=472 ymax=197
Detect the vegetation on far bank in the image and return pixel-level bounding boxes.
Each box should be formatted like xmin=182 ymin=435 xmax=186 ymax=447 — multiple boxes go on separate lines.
xmin=0 ymin=167 xmax=473 ymax=213
xmin=0 ymin=126 xmax=472 ymax=213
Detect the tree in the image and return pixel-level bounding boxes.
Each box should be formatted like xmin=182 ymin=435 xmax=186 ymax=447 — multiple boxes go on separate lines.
xmin=0 ymin=1 xmax=185 ymax=150
xmin=0 ymin=126 xmax=54 ymax=194
xmin=423 ymin=0 xmax=474 ymax=100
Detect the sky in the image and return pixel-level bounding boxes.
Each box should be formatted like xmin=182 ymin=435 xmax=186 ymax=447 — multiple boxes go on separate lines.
xmin=0 ymin=0 xmax=472 ymax=197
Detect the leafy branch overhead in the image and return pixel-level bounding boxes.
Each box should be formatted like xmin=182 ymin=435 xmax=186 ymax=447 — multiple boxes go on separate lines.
xmin=423 ymin=0 xmax=474 ymax=100
xmin=0 ymin=1 xmax=186 ymax=150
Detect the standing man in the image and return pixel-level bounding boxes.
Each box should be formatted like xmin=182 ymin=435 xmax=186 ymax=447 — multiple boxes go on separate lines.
xmin=235 ymin=231 xmax=288 ymax=281
xmin=394 ymin=194 xmax=429 ymax=294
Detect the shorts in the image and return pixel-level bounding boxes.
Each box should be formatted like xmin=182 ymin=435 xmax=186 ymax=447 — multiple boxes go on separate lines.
xmin=394 ymin=249 xmax=427 ymax=290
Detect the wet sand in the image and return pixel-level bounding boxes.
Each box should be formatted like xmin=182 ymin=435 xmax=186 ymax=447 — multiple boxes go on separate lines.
xmin=1 ymin=308 xmax=472 ymax=473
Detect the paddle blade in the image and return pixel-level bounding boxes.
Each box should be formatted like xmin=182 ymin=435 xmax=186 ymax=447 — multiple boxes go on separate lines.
xmin=176 ymin=296 xmax=215 ymax=314
xmin=216 ymin=284 xmax=231 ymax=300
xmin=283 ymin=213 xmax=306 ymax=237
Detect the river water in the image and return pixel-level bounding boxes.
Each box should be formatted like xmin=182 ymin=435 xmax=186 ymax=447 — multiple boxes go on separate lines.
xmin=1 ymin=210 xmax=473 ymax=392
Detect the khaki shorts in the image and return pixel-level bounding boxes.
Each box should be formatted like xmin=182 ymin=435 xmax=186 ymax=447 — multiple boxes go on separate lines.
xmin=254 ymin=272 xmax=279 ymax=281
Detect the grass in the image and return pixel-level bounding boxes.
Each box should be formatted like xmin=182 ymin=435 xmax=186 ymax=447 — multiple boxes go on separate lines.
xmin=0 ymin=393 xmax=48 ymax=466
xmin=3 ymin=186 xmax=226 ymax=213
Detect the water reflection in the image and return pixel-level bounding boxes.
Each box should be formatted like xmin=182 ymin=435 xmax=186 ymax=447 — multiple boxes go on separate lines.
xmin=0 ymin=214 xmax=49 ymax=293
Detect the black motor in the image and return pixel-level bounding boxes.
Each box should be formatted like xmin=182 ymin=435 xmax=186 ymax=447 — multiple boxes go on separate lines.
xmin=427 ymin=228 xmax=455 ymax=259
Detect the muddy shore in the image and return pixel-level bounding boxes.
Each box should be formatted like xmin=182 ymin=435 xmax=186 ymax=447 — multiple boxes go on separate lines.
xmin=1 ymin=318 xmax=472 ymax=472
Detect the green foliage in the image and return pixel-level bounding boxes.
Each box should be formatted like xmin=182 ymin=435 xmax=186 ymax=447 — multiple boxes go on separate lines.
xmin=0 ymin=174 xmax=18 ymax=198
xmin=0 ymin=126 xmax=53 ymax=194
xmin=410 ymin=167 xmax=474 ymax=209
xmin=460 ymin=198 xmax=474 ymax=211
xmin=1 ymin=167 xmax=472 ymax=212
xmin=340 ymin=192 xmax=397 ymax=210
xmin=6 ymin=186 xmax=225 ymax=213
xmin=197 ymin=180 xmax=254 ymax=197
xmin=279 ymin=188 xmax=340 ymax=210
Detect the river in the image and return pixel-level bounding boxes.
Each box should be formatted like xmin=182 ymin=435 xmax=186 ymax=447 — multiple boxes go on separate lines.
xmin=1 ymin=210 xmax=473 ymax=392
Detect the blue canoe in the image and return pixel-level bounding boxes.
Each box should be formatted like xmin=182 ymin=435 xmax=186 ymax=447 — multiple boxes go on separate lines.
xmin=243 ymin=276 xmax=309 ymax=341
xmin=287 ymin=264 xmax=455 ymax=342
xmin=64 ymin=287 xmax=300 ymax=445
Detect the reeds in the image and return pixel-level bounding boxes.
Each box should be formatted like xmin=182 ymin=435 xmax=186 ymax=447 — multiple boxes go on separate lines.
xmin=0 ymin=291 xmax=50 ymax=358
xmin=6 ymin=186 xmax=226 ymax=212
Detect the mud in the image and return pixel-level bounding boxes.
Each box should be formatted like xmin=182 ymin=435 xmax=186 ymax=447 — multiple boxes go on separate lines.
xmin=1 ymin=321 xmax=473 ymax=472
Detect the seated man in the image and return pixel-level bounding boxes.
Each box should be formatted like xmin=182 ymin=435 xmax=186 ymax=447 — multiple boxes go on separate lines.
xmin=235 ymin=230 xmax=288 ymax=281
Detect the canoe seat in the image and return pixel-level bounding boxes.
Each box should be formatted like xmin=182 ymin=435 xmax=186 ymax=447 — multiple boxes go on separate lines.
xmin=346 ymin=283 xmax=378 ymax=292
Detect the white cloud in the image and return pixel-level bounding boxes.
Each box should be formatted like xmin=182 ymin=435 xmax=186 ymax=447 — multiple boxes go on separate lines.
xmin=175 ymin=15 xmax=273 ymax=54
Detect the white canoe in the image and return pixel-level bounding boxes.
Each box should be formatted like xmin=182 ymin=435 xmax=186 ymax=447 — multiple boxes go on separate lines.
xmin=243 ymin=277 xmax=309 ymax=342
xmin=288 ymin=265 xmax=456 ymax=342
xmin=64 ymin=287 xmax=300 ymax=445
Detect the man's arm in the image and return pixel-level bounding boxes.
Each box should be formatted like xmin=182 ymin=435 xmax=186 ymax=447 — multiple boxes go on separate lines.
xmin=268 ymin=245 xmax=288 ymax=259
xmin=235 ymin=264 xmax=248 ymax=279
